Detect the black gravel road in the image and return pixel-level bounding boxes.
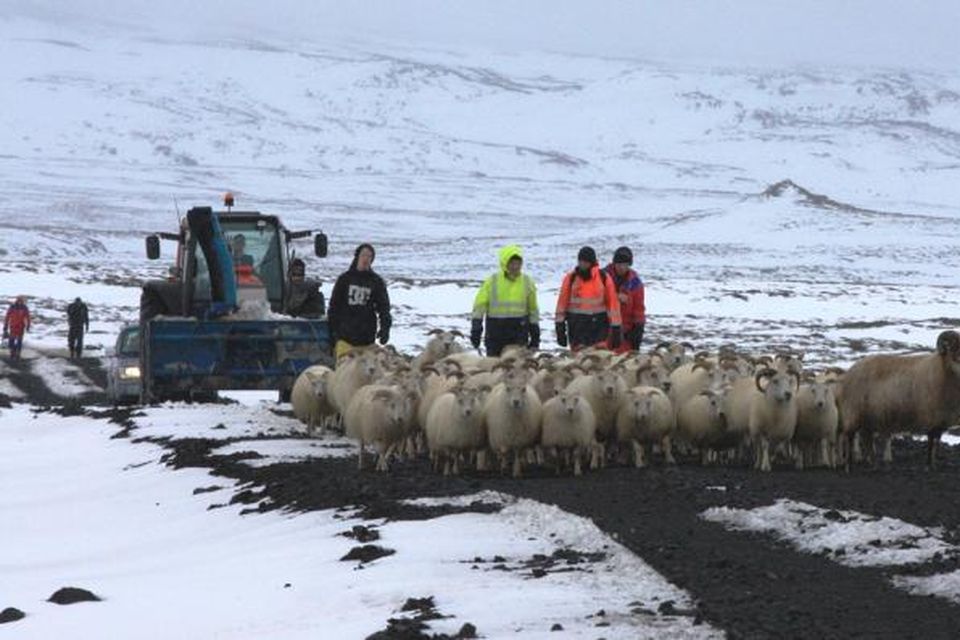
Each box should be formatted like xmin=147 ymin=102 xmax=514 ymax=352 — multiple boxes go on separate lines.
xmin=135 ymin=425 xmax=960 ymax=640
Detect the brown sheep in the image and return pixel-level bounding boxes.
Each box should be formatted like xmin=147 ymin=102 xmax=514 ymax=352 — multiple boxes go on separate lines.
xmin=837 ymin=330 xmax=960 ymax=469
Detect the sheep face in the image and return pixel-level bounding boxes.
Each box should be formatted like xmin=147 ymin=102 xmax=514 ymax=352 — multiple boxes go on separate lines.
xmin=937 ymin=330 xmax=960 ymax=374
xmin=502 ymin=381 xmax=529 ymax=411
xmin=596 ymin=371 xmax=623 ymax=400
xmin=309 ymin=376 xmax=328 ymax=402
xmin=757 ymin=369 xmax=799 ymax=403
xmin=558 ymin=391 xmax=584 ymax=417
xmin=637 ymin=364 xmax=670 ymax=391
xmin=455 ymin=390 xmax=482 ymax=420
xmin=806 ymin=382 xmax=834 ymax=410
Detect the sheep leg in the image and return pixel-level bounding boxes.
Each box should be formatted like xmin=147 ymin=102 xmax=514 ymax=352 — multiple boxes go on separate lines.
xmin=662 ymin=436 xmax=675 ymax=465
xmin=551 ymin=447 xmax=561 ymax=475
xmin=476 ymin=449 xmax=488 ymax=472
xmin=573 ymin=448 xmax=583 ymax=476
xmin=512 ymin=451 xmax=524 ymax=478
xmin=928 ymin=430 xmax=943 ymax=469
xmin=760 ymin=437 xmax=772 ymax=472
xmin=357 ymin=442 xmax=366 ymax=471
xmin=882 ymin=435 xmax=893 ymax=465
xmin=632 ymin=440 xmax=645 ymax=468
xmin=794 ymin=445 xmax=804 ymax=471
xmin=452 ymin=454 xmax=462 ymax=476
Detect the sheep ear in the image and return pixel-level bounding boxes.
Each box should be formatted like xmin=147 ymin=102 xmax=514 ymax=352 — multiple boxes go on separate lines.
xmin=426 ymin=328 xmax=444 ymax=336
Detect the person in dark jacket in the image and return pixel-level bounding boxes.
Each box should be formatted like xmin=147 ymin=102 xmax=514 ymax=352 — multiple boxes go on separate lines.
xmin=284 ymin=258 xmax=326 ymax=318
xmin=603 ymin=246 xmax=645 ymax=353
xmin=3 ymin=296 xmax=31 ymax=361
xmin=66 ymin=297 xmax=90 ymax=359
xmin=328 ymin=243 xmax=391 ymax=360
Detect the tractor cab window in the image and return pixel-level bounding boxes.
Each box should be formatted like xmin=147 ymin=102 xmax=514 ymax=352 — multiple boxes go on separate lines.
xmin=192 ymin=220 xmax=284 ymax=306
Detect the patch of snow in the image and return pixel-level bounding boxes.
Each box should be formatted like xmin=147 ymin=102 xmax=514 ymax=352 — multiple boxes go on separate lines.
xmin=702 ymin=498 xmax=955 ymax=568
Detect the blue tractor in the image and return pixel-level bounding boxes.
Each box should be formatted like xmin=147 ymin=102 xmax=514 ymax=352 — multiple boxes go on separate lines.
xmin=139 ymin=199 xmax=332 ymax=403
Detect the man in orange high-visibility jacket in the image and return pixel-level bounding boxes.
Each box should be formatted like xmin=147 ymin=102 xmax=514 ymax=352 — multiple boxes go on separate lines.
xmin=555 ymin=246 xmax=622 ymax=351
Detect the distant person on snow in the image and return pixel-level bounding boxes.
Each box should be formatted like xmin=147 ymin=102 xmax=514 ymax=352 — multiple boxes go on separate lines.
xmin=66 ymin=297 xmax=90 ymax=360
xmin=328 ymin=243 xmax=391 ymax=360
xmin=603 ymin=246 xmax=645 ymax=353
xmin=555 ymin=246 xmax=622 ymax=351
xmin=3 ymin=296 xmax=31 ymax=361
xmin=470 ymin=244 xmax=541 ymax=356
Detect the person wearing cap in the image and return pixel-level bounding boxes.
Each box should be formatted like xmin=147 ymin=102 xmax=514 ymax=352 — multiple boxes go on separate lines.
xmin=328 ymin=243 xmax=391 ymax=360
xmin=470 ymin=245 xmax=540 ymax=356
xmin=284 ymin=258 xmax=326 ymax=318
xmin=555 ymin=246 xmax=622 ymax=351
xmin=66 ymin=296 xmax=90 ymax=360
xmin=3 ymin=296 xmax=31 ymax=361
xmin=603 ymin=246 xmax=646 ymax=353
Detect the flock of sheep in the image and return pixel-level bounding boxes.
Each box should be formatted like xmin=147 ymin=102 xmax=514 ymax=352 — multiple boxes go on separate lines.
xmin=290 ymin=328 xmax=960 ymax=476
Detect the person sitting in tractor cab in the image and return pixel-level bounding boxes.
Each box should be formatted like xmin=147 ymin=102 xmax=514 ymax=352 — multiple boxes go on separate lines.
xmin=231 ymin=234 xmax=255 ymax=268
xmin=284 ymin=258 xmax=325 ymax=318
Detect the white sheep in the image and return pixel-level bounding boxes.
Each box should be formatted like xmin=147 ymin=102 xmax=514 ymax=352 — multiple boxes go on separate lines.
xmin=793 ymin=379 xmax=839 ymax=469
xmin=749 ymin=368 xmax=800 ymax=472
xmin=329 ymin=350 xmax=383 ymax=415
xmin=530 ymin=364 xmax=574 ymax=402
xmin=483 ymin=370 xmax=542 ymax=478
xmin=615 ymin=386 xmax=676 ymax=467
xmin=290 ymin=364 xmax=336 ymax=435
xmin=565 ymin=369 xmax=628 ymax=456
xmin=540 ymin=390 xmax=598 ymax=475
xmin=676 ymin=389 xmax=730 ymax=465
xmin=425 ymin=387 xmax=487 ymax=475
xmin=343 ymin=384 xmax=411 ymax=471
xmin=412 ymin=329 xmax=467 ymax=370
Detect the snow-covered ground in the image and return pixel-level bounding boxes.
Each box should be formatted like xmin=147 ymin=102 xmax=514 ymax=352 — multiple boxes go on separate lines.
xmin=2 ymin=1 xmax=960 ymax=636
xmin=0 ymin=405 xmax=719 ymax=638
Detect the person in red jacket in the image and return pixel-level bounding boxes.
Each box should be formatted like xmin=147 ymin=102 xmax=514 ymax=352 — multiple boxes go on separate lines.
xmin=3 ymin=296 xmax=31 ymax=360
xmin=603 ymin=246 xmax=646 ymax=353
xmin=555 ymin=246 xmax=621 ymax=351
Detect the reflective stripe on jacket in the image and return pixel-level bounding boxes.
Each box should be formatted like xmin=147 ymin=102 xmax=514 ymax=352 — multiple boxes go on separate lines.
xmin=472 ymin=244 xmax=540 ymax=324
xmin=555 ymin=266 xmax=621 ymax=326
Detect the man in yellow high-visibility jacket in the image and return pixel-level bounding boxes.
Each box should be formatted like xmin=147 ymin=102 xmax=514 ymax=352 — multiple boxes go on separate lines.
xmin=470 ymin=245 xmax=540 ymax=356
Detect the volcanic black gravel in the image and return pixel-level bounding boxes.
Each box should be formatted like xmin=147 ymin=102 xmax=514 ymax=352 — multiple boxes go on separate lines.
xmin=164 ymin=436 xmax=960 ymax=640
xmin=27 ymin=399 xmax=960 ymax=638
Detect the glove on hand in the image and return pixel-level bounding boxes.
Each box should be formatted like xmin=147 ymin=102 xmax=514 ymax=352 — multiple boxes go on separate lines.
xmin=555 ymin=322 xmax=568 ymax=348
xmin=626 ymin=323 xmax=644 ymax=351
xmin=470 ymin=319 xmax=483 ymax=349
xmin=377 ymin=326 xmax=390 ymax=345
xmin=527 ymin=324 xmax=541 ymax=350
xmin=609 ymin=327 xmax=622 ymax=350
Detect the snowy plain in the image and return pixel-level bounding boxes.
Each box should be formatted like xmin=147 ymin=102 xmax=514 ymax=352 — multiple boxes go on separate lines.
xmin=2 ymin=0 xmax=960 ymax=636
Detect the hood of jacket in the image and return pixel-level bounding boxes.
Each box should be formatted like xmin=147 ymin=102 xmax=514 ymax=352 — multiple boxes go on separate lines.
xmin=498 ymin=244 xmax=523 ymax=275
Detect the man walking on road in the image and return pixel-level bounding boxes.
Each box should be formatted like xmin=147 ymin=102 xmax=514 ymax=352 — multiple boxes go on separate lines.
xmin=67 ymin=297 xmax=90 ymax=359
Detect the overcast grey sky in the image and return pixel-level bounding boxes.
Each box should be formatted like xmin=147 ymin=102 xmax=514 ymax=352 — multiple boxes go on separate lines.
xmin=7 ymin=0 xmax=959 ymax=70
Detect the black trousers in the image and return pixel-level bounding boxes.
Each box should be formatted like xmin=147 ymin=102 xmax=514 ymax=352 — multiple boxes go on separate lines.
xmin=485 ymin=318 xmax=529 ymax=357
xmin=567 ymin=313 xmax=610 ymax=350
xmin=68 ymin=326 xmax=84 ymax=356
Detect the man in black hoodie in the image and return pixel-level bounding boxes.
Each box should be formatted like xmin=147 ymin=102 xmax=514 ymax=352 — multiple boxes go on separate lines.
xmin=328 ymin=243 xmax=391 ymax=359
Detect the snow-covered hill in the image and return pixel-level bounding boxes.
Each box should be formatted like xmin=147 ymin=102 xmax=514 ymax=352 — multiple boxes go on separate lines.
xmin=3 ymin=3 xmax=960 ymax=637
